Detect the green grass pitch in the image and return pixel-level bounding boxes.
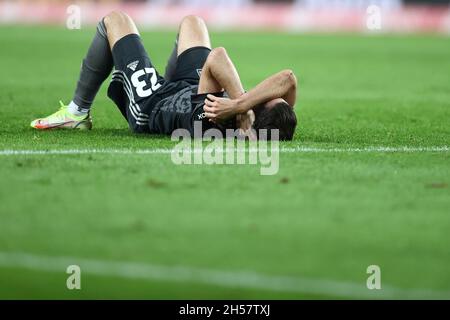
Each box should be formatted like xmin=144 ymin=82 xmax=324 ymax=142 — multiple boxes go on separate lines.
xmin=0 ymin=26 xmax=449 ymax=299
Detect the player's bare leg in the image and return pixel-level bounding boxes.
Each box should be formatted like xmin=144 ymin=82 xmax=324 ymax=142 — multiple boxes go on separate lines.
xmin=165 ymin=15 xmax=211 ymax=81
xmin=169 ymin=16 xmax=244 ymax=102
xmin=103 ymin=11 xmax=140 ymax=49
xmin=168 ymin=17 xmax=248 ymax=127
xmin=177 ymin=15 xmax=211 ymax=55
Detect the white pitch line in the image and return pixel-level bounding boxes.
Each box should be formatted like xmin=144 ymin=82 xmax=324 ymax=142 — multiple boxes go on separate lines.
xmin=0 ymin=252 xmax=449 ymax=299
xmin=0 ymin=146 xmax=448 ymax=156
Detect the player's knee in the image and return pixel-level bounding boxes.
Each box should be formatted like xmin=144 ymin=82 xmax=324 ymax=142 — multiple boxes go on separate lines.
xmin=104 ymin=10 xmax=131 ymax=30
xmin=203 ymin=47 xmax=227 ymax=71
xmin=208 ymin=47 xmax=227 ymax=62
xmin=212 ymin=47 xmax=227 ymax=56
xmin=180 ymin=15 xmax=205 ymax=28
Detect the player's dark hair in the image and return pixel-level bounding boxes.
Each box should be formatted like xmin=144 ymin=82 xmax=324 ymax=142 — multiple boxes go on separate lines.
xmin=253 ymin=101 xmax=297 ymax=141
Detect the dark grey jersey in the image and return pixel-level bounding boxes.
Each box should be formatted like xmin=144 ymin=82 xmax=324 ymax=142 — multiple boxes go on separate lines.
xmin=148 ymin=87 xmax=236 ymax=136
xmin=155 ymin=85 xmax=196 ymax=115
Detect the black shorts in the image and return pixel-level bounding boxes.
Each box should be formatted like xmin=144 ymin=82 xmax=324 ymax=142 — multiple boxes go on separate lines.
xmin=107 ymin=34 xmax=211 ymax=133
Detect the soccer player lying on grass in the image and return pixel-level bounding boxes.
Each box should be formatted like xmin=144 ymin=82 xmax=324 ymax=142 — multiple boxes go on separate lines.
xmin=30 ymin=12 xmax=298 ymax=140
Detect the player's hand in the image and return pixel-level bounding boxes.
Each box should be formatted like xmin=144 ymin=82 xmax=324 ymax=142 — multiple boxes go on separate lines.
xmin=203 ymin=94 xmax=239 ymax=121
xmin=237 ymin=110 xmax=255 ymax=132
xmin=237 ymin=110 xmax=257 ymax=140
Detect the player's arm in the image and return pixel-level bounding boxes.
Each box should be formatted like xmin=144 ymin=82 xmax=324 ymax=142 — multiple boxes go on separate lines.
xmin=198 ymin=47 xmax=255 ymax=133
xmin=203 ymin=69 xmax=297 ymax=120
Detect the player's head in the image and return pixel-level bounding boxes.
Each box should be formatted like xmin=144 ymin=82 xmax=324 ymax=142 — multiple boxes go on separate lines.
xmin=252 ymin=98 xmax=297 ymax=140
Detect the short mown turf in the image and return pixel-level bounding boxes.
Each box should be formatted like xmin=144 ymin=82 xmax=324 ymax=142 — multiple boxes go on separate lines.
xmin=0 ymin=26 xmax=449 ymax=299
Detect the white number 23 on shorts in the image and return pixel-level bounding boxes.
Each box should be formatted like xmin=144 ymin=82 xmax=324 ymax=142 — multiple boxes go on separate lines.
xmin=130 ymin=68 xmax=162 ymax=98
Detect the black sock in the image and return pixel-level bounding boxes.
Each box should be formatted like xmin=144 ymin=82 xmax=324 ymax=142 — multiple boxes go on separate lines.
xmin=164 ymin=34 xmax=179 ymax=81
xmin=72 ymin=19 xmax=113 ymax=111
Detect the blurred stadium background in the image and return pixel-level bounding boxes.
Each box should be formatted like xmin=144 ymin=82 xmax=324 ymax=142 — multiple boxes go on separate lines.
xmin=1 ymin=0 xmax=450 ymax=33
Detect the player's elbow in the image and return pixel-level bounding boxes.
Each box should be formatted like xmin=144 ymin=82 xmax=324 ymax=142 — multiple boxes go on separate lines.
xmin=280 ymin=69 xmax=297 ymax=90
